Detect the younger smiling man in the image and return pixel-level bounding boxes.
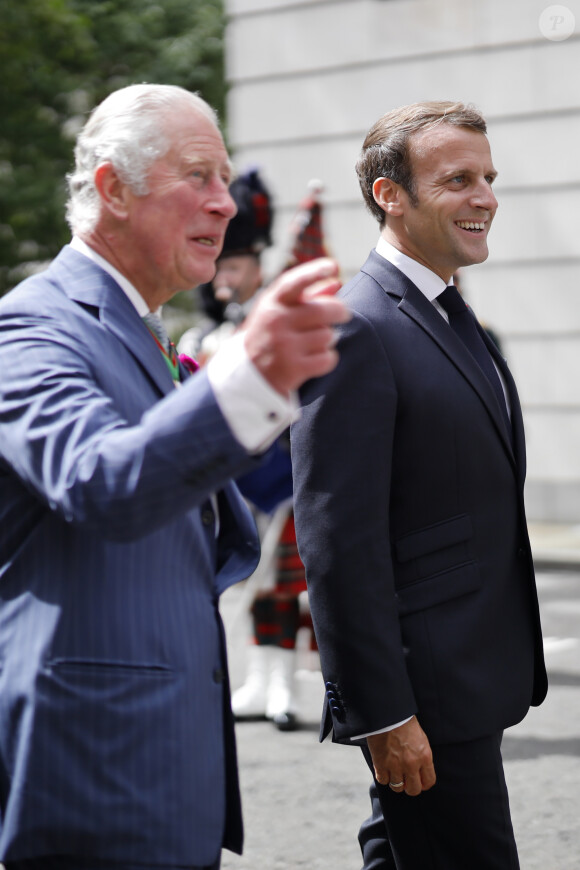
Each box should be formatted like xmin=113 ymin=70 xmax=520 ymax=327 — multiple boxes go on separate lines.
xmin=291 ymin=101 xmax=547 ymax=870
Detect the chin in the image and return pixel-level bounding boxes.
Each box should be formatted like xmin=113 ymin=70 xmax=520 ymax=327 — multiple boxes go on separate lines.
xmin=461 ymin=245 xmax=489 ymax=268
xmin=190 ymin=266 xmax=218 ymax=288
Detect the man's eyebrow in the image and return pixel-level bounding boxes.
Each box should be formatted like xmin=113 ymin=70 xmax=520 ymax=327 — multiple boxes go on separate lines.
xmin=442 ymin=166 xmax=498 ymax=180
xmin=182 ymin=154 xmax=235 ymax=180
xmin=182 ymin=153 xmax=208 ymax=167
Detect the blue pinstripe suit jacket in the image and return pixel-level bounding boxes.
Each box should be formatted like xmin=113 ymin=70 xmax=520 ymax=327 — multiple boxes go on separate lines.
xmin=0 ymin=246 xmax=260 ymax=865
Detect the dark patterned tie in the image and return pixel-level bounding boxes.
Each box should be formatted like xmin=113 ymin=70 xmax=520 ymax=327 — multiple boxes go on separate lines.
xmin=437 ymin=285 xmax=511 ymax=433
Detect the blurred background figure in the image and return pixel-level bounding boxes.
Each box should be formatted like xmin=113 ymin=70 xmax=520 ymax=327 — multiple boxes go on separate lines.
xmin=284 ymin=178 xmax=328 ymax=267
xmin=179 ymin=171 xmax=330 ymax=731
xmin=178 ymin=167 xmax=273 ymax=362
xmin=233 ymin=433 xmax=311 ymax=732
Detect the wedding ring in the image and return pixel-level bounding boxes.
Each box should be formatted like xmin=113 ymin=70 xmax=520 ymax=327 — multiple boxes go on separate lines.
xmin=389 ymin=780 xmax=404 ymax=790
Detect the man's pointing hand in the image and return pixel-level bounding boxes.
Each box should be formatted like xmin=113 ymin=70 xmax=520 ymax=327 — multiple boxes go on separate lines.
xmin=242 ymin=257 xmax=350 ymax=396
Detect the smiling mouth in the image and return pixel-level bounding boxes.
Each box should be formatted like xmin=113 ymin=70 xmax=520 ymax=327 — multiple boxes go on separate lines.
xmin=455 ymin=220 xmax=486 ymax=233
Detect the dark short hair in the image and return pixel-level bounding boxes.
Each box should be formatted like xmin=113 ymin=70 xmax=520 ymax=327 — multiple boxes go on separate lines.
xmin=355 ymin=101 xmax=488 ymax=224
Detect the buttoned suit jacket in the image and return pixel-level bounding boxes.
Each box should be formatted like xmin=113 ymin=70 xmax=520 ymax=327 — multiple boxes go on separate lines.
xmin=0 ymin=246 xmax=261 ymax=865
xmin=291 ymin=251 xmax=547 ymax=747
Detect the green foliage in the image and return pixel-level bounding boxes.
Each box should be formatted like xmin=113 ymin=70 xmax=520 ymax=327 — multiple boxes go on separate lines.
xmin=0 ymin=0 xmax=226 ymax=295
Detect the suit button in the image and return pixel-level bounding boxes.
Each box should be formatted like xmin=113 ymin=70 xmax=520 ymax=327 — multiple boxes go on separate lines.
xmin=213 ymin=668 xmax=225 ymax=684
xmin=332 ymin=706 xmax=346 ymax=723
xmin=517 ymin=547 xmax=527 ymax=558
xmin=202 ymin=509 xmax=214 ymax=527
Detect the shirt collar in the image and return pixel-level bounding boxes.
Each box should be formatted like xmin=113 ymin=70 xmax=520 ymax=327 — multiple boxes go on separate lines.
xmin=70 ymin=236 xmax=154 ymax=317
xmin=375 ymin=237 xmax=451 ymax=302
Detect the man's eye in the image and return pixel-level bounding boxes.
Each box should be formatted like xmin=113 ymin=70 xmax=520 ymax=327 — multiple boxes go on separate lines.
xmin=189 ymin=168 xmax=208 ymax=182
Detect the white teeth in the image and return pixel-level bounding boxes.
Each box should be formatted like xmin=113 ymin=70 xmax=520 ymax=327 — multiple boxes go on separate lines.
xmin=457 ymin=221 xmax=484 ymax=231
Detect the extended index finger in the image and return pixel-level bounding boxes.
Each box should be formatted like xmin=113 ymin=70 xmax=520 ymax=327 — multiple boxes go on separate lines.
xmin=272 ymin=257 xmax=341 ymax=305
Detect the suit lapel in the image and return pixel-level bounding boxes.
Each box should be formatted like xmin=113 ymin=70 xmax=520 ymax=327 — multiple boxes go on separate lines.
xmin=99 ymin=294 xmax=175 ymax=396
xmin=362 ymin=251 xmax=515 ymax=463
xmin=53 ymin=246 xmax=175 ymax=397
xmin=485 ymin=332 xmax=526 ymax=482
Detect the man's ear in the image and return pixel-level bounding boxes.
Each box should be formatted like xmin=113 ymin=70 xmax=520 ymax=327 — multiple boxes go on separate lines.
xmin=94 ymin=163 xmax=131 ymax=221
xmin=372 ymin=177 xmax=404 ymax=217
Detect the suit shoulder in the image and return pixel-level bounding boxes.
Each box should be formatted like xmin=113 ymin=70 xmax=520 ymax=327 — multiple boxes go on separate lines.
xmin=0 ymin=260 xmax=66 ymax=316
xmin=339 ymin=267 xmax=399 ymax=323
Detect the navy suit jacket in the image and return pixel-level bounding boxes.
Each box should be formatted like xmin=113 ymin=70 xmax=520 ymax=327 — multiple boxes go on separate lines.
xmin=291 ymin=251 xmax=547 ymax=747
xmin=0 ymin=246 xmax=261 ymax=864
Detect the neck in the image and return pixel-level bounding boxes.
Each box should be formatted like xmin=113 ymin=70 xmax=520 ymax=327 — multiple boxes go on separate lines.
xmin=79 ymin=228 xmax=165 ymax=310
xmin=380 ymin=228 xmax=452 ymax=283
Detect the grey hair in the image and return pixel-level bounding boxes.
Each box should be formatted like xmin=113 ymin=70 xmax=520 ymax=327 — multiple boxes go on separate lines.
xmin=65 ymin=83 xmax=219 ymax=234
xmin=355 ymin=101 xmax=488 ymax=225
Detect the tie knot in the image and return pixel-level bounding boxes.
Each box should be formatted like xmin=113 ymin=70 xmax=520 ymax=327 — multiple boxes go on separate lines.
xmin=437 ymin=285 xmax=466 ymax=315
xmin=143 ymin=311 xmax=170 ymax=353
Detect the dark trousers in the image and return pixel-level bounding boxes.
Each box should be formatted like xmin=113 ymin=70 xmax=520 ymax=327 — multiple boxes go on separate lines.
xmin=4 ymin=858 xmax=220 ymax=870
xmin=359 ymin=733 xmax=520 ymax=870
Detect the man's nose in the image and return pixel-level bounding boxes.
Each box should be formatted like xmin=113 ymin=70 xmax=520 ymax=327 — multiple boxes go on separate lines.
xmin=222 ymin=187 xmax=237 ymax=219
xmin=209 ymin=179 xmax=238 ymax=219
xmin=472 ymin=180 xmax=498 ymax=213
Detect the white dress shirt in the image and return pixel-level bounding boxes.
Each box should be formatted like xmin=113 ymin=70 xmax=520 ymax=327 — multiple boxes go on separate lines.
xmin=376 ymin=237 xmax=510 ymax=414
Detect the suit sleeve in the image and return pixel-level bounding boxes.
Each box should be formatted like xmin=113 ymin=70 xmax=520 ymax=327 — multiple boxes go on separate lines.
xmin=0 ymin=307 xmax=257 ymax=541
xmin=291 ymin=309 xmax=417 ymax=743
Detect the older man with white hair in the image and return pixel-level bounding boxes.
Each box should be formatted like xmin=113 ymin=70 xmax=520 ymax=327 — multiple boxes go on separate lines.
xmin=0 ymin=83 xmax=347 ymax=870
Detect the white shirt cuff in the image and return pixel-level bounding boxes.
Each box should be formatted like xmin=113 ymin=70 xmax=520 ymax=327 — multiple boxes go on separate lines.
xmin=207 ymin=331 xmax=299 ymax=454
xmin=350 ymin=716 xmax=414 ymax=741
